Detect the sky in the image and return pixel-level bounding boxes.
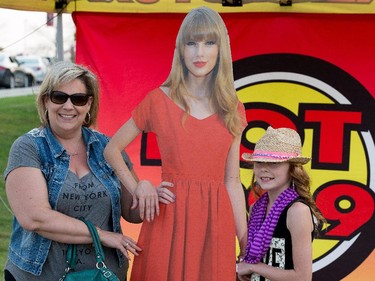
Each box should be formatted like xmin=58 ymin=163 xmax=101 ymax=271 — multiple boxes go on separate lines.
xmin=0 ymin=8 xmax=75 ymax=59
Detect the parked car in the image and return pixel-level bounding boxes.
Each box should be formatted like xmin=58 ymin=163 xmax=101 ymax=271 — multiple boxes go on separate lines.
xmin=0 ymin=53 xmax=35 ymax=88
xmin=43 ymin=56 xmax=57 ymax=66
xmin=16 ymin=55 xmax=49 ymax=84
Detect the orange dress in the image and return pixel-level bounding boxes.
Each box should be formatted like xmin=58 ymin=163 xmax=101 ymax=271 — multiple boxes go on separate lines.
xmin=130 ymin=88 xmax=243 ymax=281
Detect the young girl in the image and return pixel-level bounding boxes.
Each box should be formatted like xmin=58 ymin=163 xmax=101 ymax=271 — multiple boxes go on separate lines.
xmin=237 ymin=126 xmax=325 ymax=281
xmin=104 ymin=6 xmax=248 ymax=281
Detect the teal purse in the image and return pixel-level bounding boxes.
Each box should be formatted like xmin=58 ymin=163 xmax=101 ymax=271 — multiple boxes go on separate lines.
xmin=59 ymin=219 xmax=119 ymax=281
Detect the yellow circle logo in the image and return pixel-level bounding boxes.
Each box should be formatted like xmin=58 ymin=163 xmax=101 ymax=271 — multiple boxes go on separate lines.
xmin=235 ymin=54 xmax=375 ymax=280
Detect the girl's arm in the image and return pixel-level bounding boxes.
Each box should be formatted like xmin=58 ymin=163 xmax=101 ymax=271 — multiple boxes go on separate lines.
xmin=121 ymin=181 xmax=142 ymax=224
xmin=224 ymin=135 xmax=248 ymax=256
xmin=104 ymin=118 xmax=159 ymax=222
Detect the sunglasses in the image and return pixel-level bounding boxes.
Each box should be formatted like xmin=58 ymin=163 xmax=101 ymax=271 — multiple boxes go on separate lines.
xmin=49 ymin=91 xmax=91 ymax=106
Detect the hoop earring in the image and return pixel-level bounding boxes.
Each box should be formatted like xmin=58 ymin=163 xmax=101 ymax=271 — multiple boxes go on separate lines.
xmin=84 ymin=112 xmax=91 ymax=124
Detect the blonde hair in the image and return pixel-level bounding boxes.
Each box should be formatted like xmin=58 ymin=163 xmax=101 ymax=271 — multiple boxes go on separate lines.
xmin=37 ymin=61 xmax=99 ymax=127
xmin=162 ymin=6 xmax=243 ymax=136
xmin=290 ymin=164 xmax=326 ymax=229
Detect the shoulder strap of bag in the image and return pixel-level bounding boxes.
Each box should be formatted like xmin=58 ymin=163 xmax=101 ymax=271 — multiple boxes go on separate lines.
xmin=65 ymin=243 xmax=77 ymax=270
xmin=62 ymin=219 xmax=119 ymax=281
xmin=65 ymin=219 xmax=106 ymax=269
xmin=80 ymin=219 xmax=106 ymax=265
xmin=82 ymin=220 xmax=119 ymax=280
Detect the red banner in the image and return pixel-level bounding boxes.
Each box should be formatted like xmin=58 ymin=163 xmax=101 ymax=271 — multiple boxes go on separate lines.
xmin=74 ymin=12 xmax=375 ymax=280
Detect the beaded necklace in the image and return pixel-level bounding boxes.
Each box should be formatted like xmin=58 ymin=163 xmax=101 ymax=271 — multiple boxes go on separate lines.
xmin=244 ymin=187 xmax=299 ymax=264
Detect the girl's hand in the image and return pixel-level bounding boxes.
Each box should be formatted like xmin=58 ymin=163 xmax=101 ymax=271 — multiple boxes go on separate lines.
xmin=132 ymin=180 xmax=159 ymax=222
xmin=237 ymin=262 xmax=253 ymax=281
xmin=157 ymin=181 xmax=175 ymax=204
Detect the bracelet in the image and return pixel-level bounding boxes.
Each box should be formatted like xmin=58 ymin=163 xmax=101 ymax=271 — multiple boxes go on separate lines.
xmin=237 ymin=256 xmax=245 ymax=263
xmin=236 ymin=257 xmax=244 ymax=273
xmin=95 ymin=225 xmax=102 ymax=239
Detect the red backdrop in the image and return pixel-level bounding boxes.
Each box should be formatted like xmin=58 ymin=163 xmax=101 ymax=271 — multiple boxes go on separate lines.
xmin=74 ymin=12 xmax=375 ymax=280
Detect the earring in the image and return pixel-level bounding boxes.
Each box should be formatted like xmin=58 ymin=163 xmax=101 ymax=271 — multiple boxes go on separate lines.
xmin=292 ymin=179 xmax=296 ymax=190
xmin=45 ymin=108 xmax=49 ymax=121
xmin=84 ymin=112 xmax=91 ymax=124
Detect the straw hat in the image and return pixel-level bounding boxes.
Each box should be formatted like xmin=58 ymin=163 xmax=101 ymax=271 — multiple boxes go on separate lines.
xmin=242 ymin=126 xmax=311 ymax=164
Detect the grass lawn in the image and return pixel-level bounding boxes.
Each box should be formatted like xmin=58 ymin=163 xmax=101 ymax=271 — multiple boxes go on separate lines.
xmin=0 ymin=94 xmax=40 ymax=281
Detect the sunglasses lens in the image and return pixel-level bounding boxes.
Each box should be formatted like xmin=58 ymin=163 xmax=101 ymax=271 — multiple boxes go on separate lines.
xmin=50 ymin=91 xmax=68 ymax=104
xmin=50 ymin=91 xmax=90 ymax=106
xmin=70 ymin=94 xmax=89 ymax=106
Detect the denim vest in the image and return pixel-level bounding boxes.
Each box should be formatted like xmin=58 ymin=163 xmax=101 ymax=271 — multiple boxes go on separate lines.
xmin=7 ymin=126 xmax=125 ymax=275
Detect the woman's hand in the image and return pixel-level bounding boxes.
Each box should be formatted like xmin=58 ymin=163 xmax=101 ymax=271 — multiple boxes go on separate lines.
xmin=131 ymin=180 xmax=159 ymax=222
xmin=156 ymin=181 xmax=175 ymax=204
xmin=98 ymin=229 xmax=142 ymax=260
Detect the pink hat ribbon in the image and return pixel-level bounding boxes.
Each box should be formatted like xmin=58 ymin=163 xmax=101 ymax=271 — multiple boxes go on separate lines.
xmin=252 ymin=150 xmax=299 ymax=161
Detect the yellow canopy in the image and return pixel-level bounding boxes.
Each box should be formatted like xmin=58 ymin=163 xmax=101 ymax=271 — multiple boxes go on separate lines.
xmin=0 ymin=0 xmax=374 ymax=14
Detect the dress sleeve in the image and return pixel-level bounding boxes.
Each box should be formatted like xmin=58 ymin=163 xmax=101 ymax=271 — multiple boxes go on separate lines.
xmin=238 ymin=102 xmax=248 ymax=130
xmin=131 ymin=90 xmax=155 ymax=133
xmin=4 ymin=135 xmax=40 ymax=180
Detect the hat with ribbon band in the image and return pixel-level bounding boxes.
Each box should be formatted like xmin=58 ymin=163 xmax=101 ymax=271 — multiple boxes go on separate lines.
xmin=242 ymin=126 xmax=310 ymax=164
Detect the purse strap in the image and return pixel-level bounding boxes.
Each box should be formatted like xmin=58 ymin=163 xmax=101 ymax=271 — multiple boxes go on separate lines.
xmin=65 ymin=219 xmax=106 ymax=271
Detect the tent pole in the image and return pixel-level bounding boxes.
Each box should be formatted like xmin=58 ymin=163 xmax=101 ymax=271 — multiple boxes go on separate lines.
xmin=56 ymin=12 xmax=64 ymax=61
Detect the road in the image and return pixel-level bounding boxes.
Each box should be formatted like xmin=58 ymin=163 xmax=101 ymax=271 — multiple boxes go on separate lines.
xmin=0 ymin=86 xmax=40 ymax=99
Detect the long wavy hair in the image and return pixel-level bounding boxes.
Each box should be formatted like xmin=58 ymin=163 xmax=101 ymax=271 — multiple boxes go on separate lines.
xmin=162 ymin=6 xmax=243 ymax=136
xmin=37 ymin=61 xmax=100 ymax=127
xmin=250 ymin=163 xmax=326 ymax=235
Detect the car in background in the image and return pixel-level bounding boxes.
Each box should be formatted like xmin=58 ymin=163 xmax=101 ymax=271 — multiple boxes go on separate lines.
xmin=0 ymin=53 xmax=35 ymax=88
xmin=16 ymin=55 xmax=49 ymax=84
xmin=43 ymin=56 xmax=57 ymax=66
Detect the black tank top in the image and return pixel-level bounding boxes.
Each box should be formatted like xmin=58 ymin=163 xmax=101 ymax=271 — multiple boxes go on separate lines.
xmin=250 ymin=198 xmax=314 ymax=281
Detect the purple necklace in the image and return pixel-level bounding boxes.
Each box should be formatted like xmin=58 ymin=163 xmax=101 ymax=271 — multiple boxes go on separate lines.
xmin=244 ymin=187 xmax=299 ymax=264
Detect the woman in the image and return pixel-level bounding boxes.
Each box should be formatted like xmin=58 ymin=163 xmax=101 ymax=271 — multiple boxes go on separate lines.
xmin=237 ymin=127 xmax=326 ymax=281
xmin=4 ymin=61 xmax=141 ymax=280
xmin=104 ymin=6 xmax=248 ymax=281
